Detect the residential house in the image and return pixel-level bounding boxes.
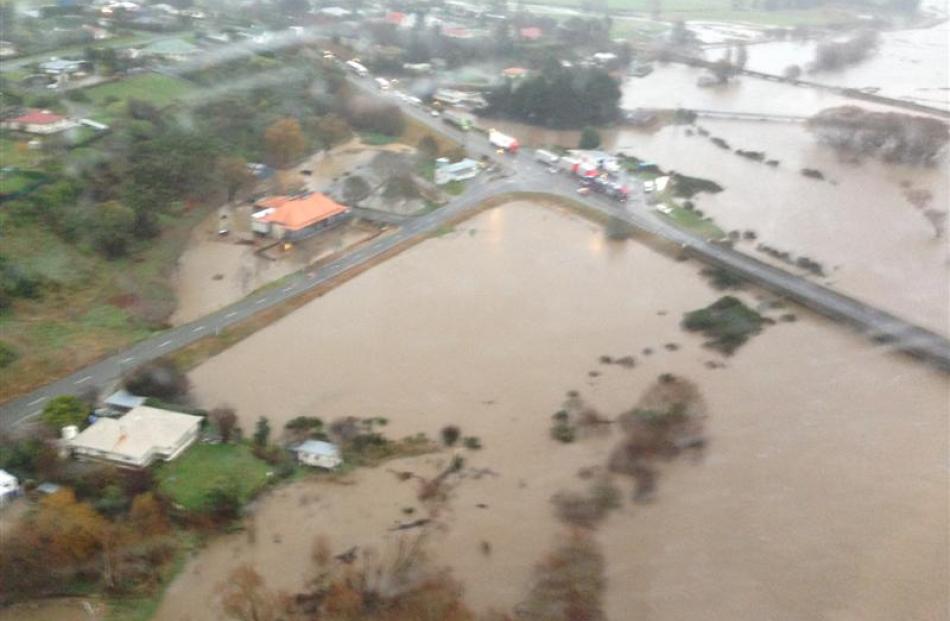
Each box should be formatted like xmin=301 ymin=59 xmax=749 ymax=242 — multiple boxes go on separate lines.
xmin=501 ymin=66 xmax=529 ymax=79
xmin=433 ymin=88 xmax=486 ymax=109
xmin=140 ymin=37 xmax=201 ymax=62
xmin=39 ymin=58 xmax=89 ymax=76
xmin=292 ymin=440 xmax=342 ymax=469
xmin=2 ymin=109 xmax=79 ymax=134
xmin=317 ymin=6 xmax=351 ymax=18
xmin=68 ymin=405 xmax=202 ymax=468
xmin=252 ymin=193 xmax=350 ymax=241
xmin=519 ymin=27 xmax=542 ymax=41
xmin=434 ymin=157 xmax=479 ymax=185
xmin=0 ymin=469 xmax=20 ymax=505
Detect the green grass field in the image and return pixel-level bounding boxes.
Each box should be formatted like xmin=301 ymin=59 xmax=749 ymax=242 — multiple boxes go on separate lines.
xmin=0 ymin=138 xmax=39 ymax=169
xmin=85 ymin=73 xmax=195 ymax=116
xmin=157 ymin=443 xmax=271 ymax=513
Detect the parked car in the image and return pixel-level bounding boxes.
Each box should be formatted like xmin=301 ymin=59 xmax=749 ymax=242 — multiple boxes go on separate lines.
xmin=577 ymin=187 xmax=591 ymax=196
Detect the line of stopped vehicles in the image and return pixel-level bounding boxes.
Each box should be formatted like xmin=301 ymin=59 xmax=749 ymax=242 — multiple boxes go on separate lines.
xmin=340 ymin=53 xmax=646 ymax=204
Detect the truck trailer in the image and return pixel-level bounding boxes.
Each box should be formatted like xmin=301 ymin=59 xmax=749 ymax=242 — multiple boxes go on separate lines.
xmin=345 ymin=60 xmax=369 ymax=77
xmin=489 ymin=129 xmax=519 ymax=154
xmin=534 ymin=149 xmax=560 ymax=165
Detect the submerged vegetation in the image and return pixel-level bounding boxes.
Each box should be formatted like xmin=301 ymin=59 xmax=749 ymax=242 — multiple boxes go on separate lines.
xmin=681 ymin=296 xmax=768 ymax=355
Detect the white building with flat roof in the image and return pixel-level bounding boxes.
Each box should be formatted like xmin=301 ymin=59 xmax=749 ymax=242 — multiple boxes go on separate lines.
xmin=69 ymin=406 xmax=202 ymax=468
xmin=0 ymin=469 xmax=19 ymax=504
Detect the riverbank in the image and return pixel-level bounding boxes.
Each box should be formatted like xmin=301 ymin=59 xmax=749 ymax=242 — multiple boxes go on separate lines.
xmin=149 ymin=200 xmax=948 ymax=620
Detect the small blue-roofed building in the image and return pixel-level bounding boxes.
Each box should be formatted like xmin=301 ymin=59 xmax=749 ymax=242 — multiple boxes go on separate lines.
xmin=103 ymin=389 xmax=147 ymax=413
xmin=434 ymin=157 xmax=480 ymax=185
xmin=292 ymin=440 xmax=342 ymax=470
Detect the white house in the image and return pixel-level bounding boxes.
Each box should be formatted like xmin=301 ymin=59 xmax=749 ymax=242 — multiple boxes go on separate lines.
xmin=69 ymin=405 xmax=202 ymax=468
xmin=1 ymin=109 xmax=79 ymax=135
xmin=435 ymin=158 xmax=480 ymax=185
xmin=292 ymin=440 xmax=342 ymax=469
xmin=0 ymin=469 xmax=20 ymax=505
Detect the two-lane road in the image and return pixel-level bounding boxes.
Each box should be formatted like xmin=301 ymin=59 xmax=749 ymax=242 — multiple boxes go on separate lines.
xmin=3 ymin=75 xmax=948 ymax=429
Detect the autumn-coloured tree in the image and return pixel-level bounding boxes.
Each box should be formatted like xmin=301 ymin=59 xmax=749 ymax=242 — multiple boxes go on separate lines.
xmin=129 ymin=492 xmax=169 ymax=536
xmin=314 ymin=114 xmax=352 ymax=149
xmin=264 ymin=117 xmax=306 ymax=169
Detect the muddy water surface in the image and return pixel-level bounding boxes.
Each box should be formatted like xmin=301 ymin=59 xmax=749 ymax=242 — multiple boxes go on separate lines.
xmin=153 ymin=202 xmax=948 ymax=621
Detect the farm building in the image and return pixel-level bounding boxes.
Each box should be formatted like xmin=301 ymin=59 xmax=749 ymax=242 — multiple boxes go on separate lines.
xmin=252 ymin=193 xmax=350 ymax=240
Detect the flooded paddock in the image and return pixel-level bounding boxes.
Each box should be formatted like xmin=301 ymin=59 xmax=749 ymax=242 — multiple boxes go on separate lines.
xmin=152 ymin=202 xmax=948 ymax=621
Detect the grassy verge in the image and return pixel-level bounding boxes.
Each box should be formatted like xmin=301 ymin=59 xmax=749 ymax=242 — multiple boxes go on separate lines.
xmin=360 ymin=132 xmax=398 ymax=145
xmin=157 ymin=443 xmax=271 ymax=513
xmin=656 ymin=203 xmax=724 ymax=239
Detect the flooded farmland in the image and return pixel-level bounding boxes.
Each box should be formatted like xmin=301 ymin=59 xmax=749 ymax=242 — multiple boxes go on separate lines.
xmin=153 ymin=201 xmax=949 ymax=620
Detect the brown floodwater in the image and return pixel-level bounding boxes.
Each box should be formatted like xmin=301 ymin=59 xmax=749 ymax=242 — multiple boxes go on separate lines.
xmin=150 ymin=202 xmax=948 ymax=621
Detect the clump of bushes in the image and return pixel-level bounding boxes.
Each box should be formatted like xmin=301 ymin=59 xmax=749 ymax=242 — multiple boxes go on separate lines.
xmin=551 ymin=411 xmax=577 ymax=444
xmin=0 ymin=341 xmax=18 ymax=368
xmin=700 ymin=266 xmax=745 ymax=290
xmin=440 ymin=425 xmax=461 ymax=447
xmin=681 ymin=296 xmax=767 ymax=355
xmin=124 ymin=358 xmax=190 ymax=403
xmin=462 ymin=436 xmax=482 ymax=450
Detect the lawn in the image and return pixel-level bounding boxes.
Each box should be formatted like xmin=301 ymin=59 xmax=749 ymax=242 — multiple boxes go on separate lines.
xmin=85 ymin=73 xmax=195 ymax=116
xmin=0 ymin=138 xmax=39 ymax=169
xmin=157 ymin=443 xmax=272 ymax=513
xmin=656 ymin=203 xmax=725 ymax=240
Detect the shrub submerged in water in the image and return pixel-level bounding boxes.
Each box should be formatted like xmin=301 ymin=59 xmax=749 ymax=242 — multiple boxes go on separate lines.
xmin=681 ymin=295 xmax=767 ymax=355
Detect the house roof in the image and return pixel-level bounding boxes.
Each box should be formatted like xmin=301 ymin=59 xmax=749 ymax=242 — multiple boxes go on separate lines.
xmin=293 ymin=440 xmax=339 ymax=457
xmin=142 ymin=38 xmax=201 ymax=56
xmin=502 ymin=66 xmax=529 ymax=77
xmin=69 ymin=405 xmax=202 ymax=464
xmin=9 ymin=109 xmax=67 ymax=125
xmin=254 ymin=193 xmax=348 ymax=231
xmin=103 ymin=389 xmax=147 ymax=410
xmin=519 ymin=27 xmax=542 ymax=40
xmin=39 ymin=58 xmax=85 ymax=72
xmin=438 ymin=158 xmax=478 ymax=174
xmin=0 ymin=469 xmax=17 ymax=487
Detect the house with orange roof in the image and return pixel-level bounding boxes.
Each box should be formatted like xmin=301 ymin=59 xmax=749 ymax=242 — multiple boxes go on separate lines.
xmin=251 ymin=192 xmax=350 ymax=240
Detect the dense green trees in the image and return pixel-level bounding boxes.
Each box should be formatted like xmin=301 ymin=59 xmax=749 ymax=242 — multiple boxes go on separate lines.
xmin=91 ymin=201 xmax=136 ymax=258
xmin=484 ymin=63 xmax=621 ymax=128
xmin=41 ymin=395 xmax=89 ymax=431
xmin=579 ymin=126 xmax=602 ymax=149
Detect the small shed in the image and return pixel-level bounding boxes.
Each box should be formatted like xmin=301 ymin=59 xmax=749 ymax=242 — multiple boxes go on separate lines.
xmin=103 ymin=389 xmax=147 ymax=413
xmin=292 ymin=440 xmax=342 ymax=469
xmin=0 ymin=469 xmax=20 ymax=504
